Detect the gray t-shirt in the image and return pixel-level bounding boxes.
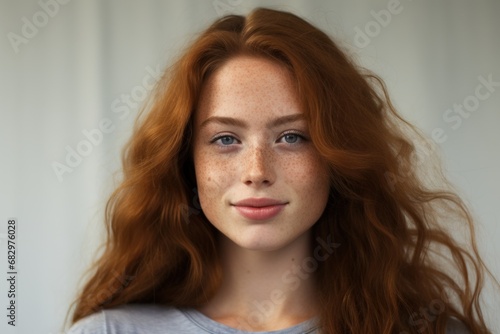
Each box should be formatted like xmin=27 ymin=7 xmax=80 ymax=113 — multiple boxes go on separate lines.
xmin=67 ymin=304 xmax=471 ymax=334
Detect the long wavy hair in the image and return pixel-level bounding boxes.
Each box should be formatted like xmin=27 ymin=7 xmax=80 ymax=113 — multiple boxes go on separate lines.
xmin=69 ymin=7 xmax=494 ymax=333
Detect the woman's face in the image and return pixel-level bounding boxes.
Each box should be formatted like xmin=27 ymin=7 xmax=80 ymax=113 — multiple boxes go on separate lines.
xmin=192 ymin=56 xmax=330 ymax=251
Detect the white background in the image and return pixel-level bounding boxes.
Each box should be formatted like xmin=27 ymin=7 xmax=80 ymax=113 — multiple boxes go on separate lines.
xmin=0 ymin=0 xmax=499 ymax=333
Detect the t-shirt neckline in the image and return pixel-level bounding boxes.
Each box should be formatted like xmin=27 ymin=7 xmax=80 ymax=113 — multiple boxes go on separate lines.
xmin=180 ymin=307 xmax=319 ymax=334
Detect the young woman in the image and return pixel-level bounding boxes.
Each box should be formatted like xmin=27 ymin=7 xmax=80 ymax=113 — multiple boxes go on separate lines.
xmin=67 ymin=7 xmax=494 ymax=334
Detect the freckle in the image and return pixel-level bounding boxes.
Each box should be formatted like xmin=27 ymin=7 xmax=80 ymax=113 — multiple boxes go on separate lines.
xmin=246 ymin=270 xmax=251 ymax=274
xmin=291 ymin=258 xmax=295 ymax=262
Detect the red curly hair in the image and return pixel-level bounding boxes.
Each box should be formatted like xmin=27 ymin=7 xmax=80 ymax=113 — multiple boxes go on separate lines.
xmin=70 ymin=7 xmax=494 ymax=333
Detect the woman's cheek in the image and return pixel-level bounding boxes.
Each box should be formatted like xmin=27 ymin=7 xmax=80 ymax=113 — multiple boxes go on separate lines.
xmin=196 ymin=155 xmax=232 ymax=200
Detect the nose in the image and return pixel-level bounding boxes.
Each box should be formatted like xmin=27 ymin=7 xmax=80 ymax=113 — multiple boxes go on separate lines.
xmin=241 ymin=144 xmax=276 ymax=187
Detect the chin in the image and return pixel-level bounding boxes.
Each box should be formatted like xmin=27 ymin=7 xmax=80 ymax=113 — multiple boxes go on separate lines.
xmin=232 ymin=234 xmax=295 ymax=252
xmin=239 ymin=242 xmax=282 ymax=252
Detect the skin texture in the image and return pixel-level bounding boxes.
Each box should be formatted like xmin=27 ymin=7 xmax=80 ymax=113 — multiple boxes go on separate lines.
xmin=192 ymin=56 xmax=331 ymax=330
xmin=193 ymin=55 xmax=330 ymax=252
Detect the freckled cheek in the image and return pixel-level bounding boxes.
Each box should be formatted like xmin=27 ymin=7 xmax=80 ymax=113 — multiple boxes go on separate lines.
xmin=282 ymin=153 xmax=329 ymax=189
xmin=194 ymin=154 xmax=236 ymax=205
xmin=285 ymin=154 xmax=330 ymax=223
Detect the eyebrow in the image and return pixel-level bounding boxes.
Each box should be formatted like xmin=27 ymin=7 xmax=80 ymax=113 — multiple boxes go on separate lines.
xmin=199 ymin=113 xmax=305 ymax=130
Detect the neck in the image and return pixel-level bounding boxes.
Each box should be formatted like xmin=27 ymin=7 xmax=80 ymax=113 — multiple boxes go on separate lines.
xmin=198 ymin=231 xmax=319 ymax=331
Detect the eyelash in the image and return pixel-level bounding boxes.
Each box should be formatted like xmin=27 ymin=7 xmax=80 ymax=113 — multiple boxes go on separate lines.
xmin=210 ymin=131 xmax=308 ymax=147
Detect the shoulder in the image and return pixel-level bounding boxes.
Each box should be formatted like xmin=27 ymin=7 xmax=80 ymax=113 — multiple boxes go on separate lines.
xmin=67 ymin=304 xmax=196 ymax=334
xmin=68 ymin=308 xmax=474 ymax=334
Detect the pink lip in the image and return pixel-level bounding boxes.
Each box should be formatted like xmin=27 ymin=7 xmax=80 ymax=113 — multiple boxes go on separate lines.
xmin=232 ymin=198 xmax=288 ymax=220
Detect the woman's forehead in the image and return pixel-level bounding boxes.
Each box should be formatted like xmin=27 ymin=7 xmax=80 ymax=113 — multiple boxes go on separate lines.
xmin=194 ymin=56 xmax=301 ymax=124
